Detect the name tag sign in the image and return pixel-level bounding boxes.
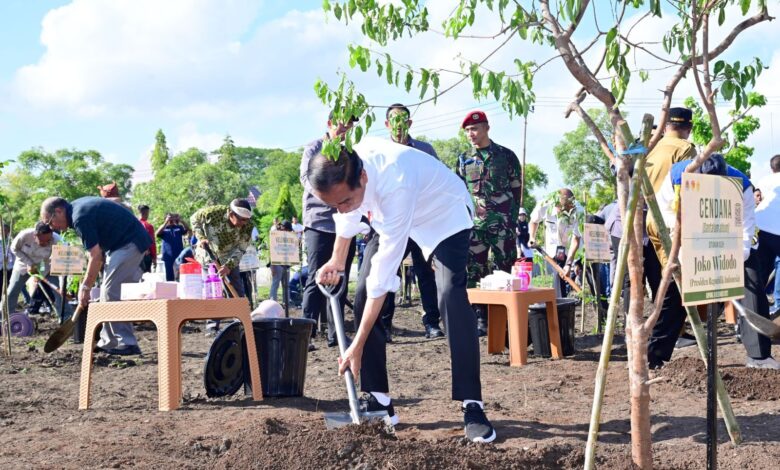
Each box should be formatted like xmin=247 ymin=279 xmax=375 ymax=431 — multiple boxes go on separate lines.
xmin=680 ymin=173 xmax=744 ymax=306
xmin=239 ymin=246 xmax=261 ymax=271
xmin=50 ymin=245 xmax=86 ymax=276
xmin=269 ymin=232 xmax=300 ymax=266
xmin=583 ymin=223 xmax=611 ymax=262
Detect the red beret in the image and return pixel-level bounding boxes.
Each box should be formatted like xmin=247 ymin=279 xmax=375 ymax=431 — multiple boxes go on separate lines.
xmin=461 ymin=110 xmax=488 ymax=128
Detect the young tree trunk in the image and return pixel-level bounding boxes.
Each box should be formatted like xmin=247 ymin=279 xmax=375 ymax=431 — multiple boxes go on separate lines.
xmin=626 ymin=193 xmax=652 ymax=468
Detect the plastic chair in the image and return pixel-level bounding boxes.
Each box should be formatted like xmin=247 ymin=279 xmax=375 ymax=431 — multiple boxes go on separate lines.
xmin=79 ymin=298 xmax=262 ymax=411
xmin=467 ymin=287 xmax=562 ymax=367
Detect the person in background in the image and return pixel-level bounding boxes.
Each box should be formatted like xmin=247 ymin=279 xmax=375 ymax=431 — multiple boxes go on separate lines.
xmin=156 ymin=213 xmax=190 ymax=281
xmin=516 ymin=208 xmax=532 ymax=260
xmin=3 ymin=222 xmax=62 ymax=316
xmin=457 ymin=110 xmax=522 ymax=336
xmin=137 ymin=205 xmax=157 ymax=273
xmin=269 ymin=220 xmax=293 ymax=303
xmin=291 ymin=216 xmax=304 ymax=240
xmin=40 ymin=196 xmax=151 ymax=355
xmin=754 ymin=187 xmax=762 ymax=206
xmin=528 ymin=189 xmax=582 ymax=298
xmin=299 ymin=110 xmax=358 ymax=349
xmin=754 ymin=155 xmax=780 ymax=318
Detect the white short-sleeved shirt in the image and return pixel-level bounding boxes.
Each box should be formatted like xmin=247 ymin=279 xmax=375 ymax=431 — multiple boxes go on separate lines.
xmin=530 ymin=202 xmax=582 ymax=254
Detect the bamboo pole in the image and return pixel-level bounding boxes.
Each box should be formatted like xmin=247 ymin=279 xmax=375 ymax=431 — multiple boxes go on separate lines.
xmin=640 ymin=171 xmax=742 ymax=445
xmin=1 ymin=213 xmax=12 ymax=357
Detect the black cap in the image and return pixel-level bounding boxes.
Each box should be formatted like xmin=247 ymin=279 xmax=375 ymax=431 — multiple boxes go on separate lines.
xmin=668 ymin=107 xmax=692 ymax=125
xmin=696 ymin=153 xmax=727 ymax=176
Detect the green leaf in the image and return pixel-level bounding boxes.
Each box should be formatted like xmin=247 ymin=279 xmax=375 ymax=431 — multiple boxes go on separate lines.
xmin=348 ymin=0 xmax=357 ymax=17
xmin=740 ymin=0 xmax=751 ymax=15
xmin=354 ymin=125 xmax=364 ymax=143
xmin=606 ymin=27 xmax=617 ymax=46
xmin=721 ymin=80 xmax=735 ymax=101
xmin=404 ymin=71 xmax=413 ymax=92
xmin=322 ymin=0 xmax=331 ymax=13
xmin=639 ymin=70 xmax=649 ymax=82
xmin=718 ymin=7 xmax=726 ymax=26
xmin=385 ymin=54 xmax=393 ymax=85
xmin=713 ymin=60 xmax=725 ymax=77
xmin=419 ymin=68 xmax=430 ymax=99
xmin=333 ymin=2 xmax=342 ymax=20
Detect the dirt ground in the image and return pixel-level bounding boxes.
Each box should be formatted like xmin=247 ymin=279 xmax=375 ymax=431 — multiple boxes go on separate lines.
xmin=1 ymin=299 xmax=780 ymax=469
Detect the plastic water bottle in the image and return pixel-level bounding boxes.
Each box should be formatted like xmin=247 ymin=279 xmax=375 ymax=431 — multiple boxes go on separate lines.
xmin=205 ymin=264 xmax=223 ymax=299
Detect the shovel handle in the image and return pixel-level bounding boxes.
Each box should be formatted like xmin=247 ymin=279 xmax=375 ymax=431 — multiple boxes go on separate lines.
xmin=533 ymin=246 xmax=583 ymax=294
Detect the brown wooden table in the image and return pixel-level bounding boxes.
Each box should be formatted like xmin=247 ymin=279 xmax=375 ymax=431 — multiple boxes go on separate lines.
xmin=467 ymin=287 xmax=562 ymax=367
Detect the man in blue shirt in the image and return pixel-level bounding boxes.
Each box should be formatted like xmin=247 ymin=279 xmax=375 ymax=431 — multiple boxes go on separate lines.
xmin=40 ymin=196 xmax=152 ymax=355
xmin=156 ymin=213 xmax=190 ymax=281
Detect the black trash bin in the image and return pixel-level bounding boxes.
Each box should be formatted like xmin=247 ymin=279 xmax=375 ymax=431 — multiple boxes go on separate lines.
xmin=245 ymin=317 xmax=315 ymax=397
xmin=528 ymin=298 xmax=577 ymax=357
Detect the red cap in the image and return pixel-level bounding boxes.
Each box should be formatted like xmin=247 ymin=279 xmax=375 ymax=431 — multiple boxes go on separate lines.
xmin=98 ymin=182 xmax=119 ymax=198
xmin=461 ymin=110 xmax=488 ymax=129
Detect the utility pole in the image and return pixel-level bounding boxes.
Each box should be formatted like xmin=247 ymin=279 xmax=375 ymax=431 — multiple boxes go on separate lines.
xmin=520 ymin=106 xmax=533 ymax=207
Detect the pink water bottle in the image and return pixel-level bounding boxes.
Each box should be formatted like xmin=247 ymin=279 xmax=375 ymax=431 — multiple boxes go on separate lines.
xmin=205 ymin=264 xmax=223 ymax=299
xmin=519 ymin=261 xmax=533 ymax=291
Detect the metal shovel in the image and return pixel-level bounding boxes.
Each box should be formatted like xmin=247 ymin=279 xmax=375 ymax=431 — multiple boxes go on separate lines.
xmin=316 ymin=272 xmax=391 ymax=429
xmin=44 ymin=304 xmax=85 ymax=353
xmin=731 ymin=299 xmax=780 ymax=339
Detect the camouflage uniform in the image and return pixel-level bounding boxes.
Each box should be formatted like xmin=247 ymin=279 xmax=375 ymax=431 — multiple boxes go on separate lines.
xmin=190 ymin=205 xmax=254 ymax=269
xmin=457 ymin=140 xmax=522 ymax=286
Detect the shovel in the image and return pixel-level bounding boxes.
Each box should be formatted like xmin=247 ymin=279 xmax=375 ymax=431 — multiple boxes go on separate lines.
xmin=533 ymin=245 xmax=582 ymax=294
xmin=731 ymin=299 xmax=780 ymax=339
xmin=44 ymin=304 xmax=85 ymax=353
xmin=316 ymin=271 xmax=391 ymax=429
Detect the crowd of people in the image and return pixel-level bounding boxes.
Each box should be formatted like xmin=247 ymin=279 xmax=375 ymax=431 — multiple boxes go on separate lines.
xmin=2 ymin=102 xmax=778 ymax=445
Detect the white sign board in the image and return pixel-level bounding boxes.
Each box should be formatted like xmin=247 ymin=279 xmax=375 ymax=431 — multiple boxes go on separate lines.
xmin=239 ymin=246 xmax=261 ymax=271
xmin=269 ymin=231 xmax=300 ymax=265
xmin=583 ymin=223 xmax=611 ymax=262
xmin=49 ymin=245 xmax=85 ymax=276
xmin=680 ymin=173 xmax=744 ymax=306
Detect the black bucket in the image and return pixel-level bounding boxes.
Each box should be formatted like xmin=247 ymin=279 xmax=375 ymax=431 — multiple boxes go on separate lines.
xmin=528 ymin=298 xmax=578 ymax=357
xmin=244 ymin=317 xmax=315 ymax=397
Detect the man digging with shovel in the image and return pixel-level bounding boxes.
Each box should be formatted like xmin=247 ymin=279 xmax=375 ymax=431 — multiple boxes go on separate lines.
xmin=40 ymin=196 xmax=152 ymax=355
xmin=309 ymin=137 xmax=496 ymax=443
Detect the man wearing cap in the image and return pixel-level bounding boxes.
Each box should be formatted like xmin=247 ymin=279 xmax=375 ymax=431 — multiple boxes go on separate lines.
xmin=3 ymin=222 xmax=63 ymax=316
xmin=382 ymin=103 xmax=444 ymax=339
xmin=299 ymin=110 xmax=358 ymax=349
xmin=457 ymin=110 xmax=522 ymax=336
xmin=644 ymin=107 xmax=698 ymax=360
xmin=655 ymin=154 xmax=779 ymax=369
xmin=40 ymin=196 xmax=152 ymax=355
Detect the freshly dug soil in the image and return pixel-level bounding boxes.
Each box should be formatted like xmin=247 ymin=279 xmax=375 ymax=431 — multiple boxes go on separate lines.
xmin=664 ymin=356 xmax=780 ymax=401
xmin=2 ymin=300 xmax=780 ymax=469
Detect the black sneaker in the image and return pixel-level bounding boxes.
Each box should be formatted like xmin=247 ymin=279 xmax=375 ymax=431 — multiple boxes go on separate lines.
xmin=425 ymin=325 xmax=445 ymax=339
xmin=384 ymin=327 xmax=393 ymax=343
xmin=360 ymin=393 xmax=399 ymax=425
xmin=463 ymin=403 xmax=496 ymax=443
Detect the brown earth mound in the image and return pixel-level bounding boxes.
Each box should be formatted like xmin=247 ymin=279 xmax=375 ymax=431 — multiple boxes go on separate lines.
xmin=664 ymin=357 xmax=780 ymax=401
xmin=214 ymin=418 xmax=607 ymax=470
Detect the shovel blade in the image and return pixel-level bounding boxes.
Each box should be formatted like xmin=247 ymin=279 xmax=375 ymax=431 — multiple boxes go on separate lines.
xmin=733 ymin=301 xmax=780 ymax=339
xmin=324 ymin=411 xmax=392 ymax=430
xmin=43 ymin=319 xmax=75 ymax=353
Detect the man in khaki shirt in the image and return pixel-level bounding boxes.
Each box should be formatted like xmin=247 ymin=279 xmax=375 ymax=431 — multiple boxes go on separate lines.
xmin=643 ymin=107 xmax=697 ymax=368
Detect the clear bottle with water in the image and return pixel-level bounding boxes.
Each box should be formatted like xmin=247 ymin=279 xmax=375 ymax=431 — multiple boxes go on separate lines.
xmin=205 ymin=263 xmax=223 ymax=299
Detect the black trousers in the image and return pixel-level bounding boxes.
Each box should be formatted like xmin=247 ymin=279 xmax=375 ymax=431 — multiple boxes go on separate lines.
xmin=355 ymin=229 xmax=482 ymax=401
xmin=302 ymin=228 xmax=356 ymax=342
xmin=380 ymin=239 xmax=441 ymax=329
xmin=741 ymin=249 xmax=772 ymax=359
xmin=646 ymin=243 xmax=688 ymax=366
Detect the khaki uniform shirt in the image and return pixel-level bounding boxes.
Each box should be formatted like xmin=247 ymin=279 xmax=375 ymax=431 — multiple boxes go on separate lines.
xmin=645 ymin=135 xmax=696 ymax=194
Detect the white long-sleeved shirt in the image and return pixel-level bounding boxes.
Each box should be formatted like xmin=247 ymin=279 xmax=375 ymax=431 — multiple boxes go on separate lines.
xmin=755 ymin=172 xmax=780 ymax=236
xmin=333 ymin=137 xmax=474 ymax=298
xmin=657 ymin=163 xmax=755 ymax=260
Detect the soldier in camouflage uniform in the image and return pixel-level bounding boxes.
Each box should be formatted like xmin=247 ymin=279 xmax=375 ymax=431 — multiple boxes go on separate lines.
xmin=456 ymin=111 xmax=522 ymax=335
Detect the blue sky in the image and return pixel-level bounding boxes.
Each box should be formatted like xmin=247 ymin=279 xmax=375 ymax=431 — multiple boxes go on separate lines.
xmin=1 ymin=0 xmax=779 ymax=199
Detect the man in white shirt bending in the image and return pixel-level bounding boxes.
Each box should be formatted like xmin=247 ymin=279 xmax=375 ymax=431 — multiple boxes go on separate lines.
xmin=309 ymin=137 xmax=496 ymax=443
